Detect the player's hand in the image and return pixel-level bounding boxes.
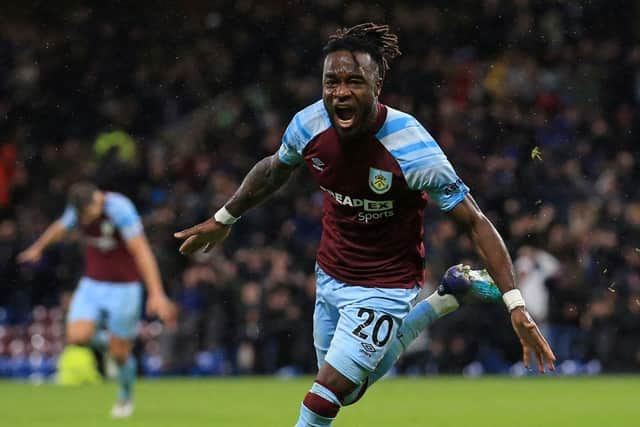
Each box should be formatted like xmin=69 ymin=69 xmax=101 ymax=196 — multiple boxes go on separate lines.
xmin=17 ymin=246 xmax=43 ymax=264
xmin=146 ymin=293 xmax=177 ymax=328
xmin=510 ymin=307 xmax=556 ymax=373
xmin=174 ymin=218 xmax=231 ymax=255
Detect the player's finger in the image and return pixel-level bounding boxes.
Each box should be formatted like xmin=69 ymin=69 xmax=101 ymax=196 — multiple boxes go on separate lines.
xmin=163 ymin=311 xmax=177 ymax=328
xmin=179 ymin=235 xmax=202 ymax=254
xmin=17 ymin=252 xmax=33 ymax=263
xmin=541 ymin=341 xmax=556 ymax=371
xmin=179 ymin=238 xmax=196 ymax=254
xmin=145 ymin=301 xmax=154 ymax=316
xmin=531 ymin=327 xmax=556 ymax=371
xmin=174 ymin=224 xmax=204 ymax=239
xmin=535 ymin=349 xmax=545 ymax=373
xmin=522 ymin=343 xmax=531 ymax=369
xmin=546 ymin=355 xmax=556 ymax=372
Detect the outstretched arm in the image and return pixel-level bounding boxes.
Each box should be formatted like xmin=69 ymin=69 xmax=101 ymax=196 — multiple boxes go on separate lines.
xmin=174 ymin=153 xmax=298 ymax=254
xmin=225 ymin=153 xmax=299 ymax=217
xmin=17 ymin=220 xmax=68 ymax=264
xmin=448 ymin=194 xmax=556 ymax=372
xmin=448 ymin=195 xmax=516 ymax=295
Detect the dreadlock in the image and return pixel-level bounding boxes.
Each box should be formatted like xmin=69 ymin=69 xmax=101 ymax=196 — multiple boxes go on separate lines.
xmin=323 ymin=23 xmax=401 ymax=79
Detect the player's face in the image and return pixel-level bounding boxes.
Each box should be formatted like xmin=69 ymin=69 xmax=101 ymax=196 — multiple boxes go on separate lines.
xmin=80 ymin=192 xmax=103 ymax=224
xmin=322 ymin=50 xmax=382 ymax=141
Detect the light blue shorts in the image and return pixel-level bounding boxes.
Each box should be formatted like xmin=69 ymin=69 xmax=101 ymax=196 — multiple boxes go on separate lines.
xmin=314 ymin=264 xmax=419 ymax=385
xmin=67 ymin=277 xmax=143 ymax=339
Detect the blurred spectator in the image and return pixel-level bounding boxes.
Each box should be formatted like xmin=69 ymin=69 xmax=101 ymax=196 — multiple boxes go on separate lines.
xmin=514 ymin=246 xmax=560 ymax=329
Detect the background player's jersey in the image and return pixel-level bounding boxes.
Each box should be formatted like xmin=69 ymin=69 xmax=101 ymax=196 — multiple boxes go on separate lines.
xmin=278 ymin=100 xmax=469 ymax=289
xmin=60 ymin=192 xmax=143 ymax=283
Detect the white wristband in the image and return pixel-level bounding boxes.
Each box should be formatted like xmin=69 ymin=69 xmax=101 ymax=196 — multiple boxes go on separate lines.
xmin=502 ymin=289 xmax=525 ymax=312
xmin=214 ymin=206 xmax=240 ymax=225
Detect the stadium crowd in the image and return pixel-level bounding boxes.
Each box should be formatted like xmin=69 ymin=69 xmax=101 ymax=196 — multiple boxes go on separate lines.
xmin=1 ymin=1 xmax=639 ymax=378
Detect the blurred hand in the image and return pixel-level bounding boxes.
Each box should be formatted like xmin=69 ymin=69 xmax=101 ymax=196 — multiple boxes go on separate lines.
xmin=17 ymin=246 xmax=43 ymax=264
xmin=146 ymin=293 xmax=177 ymax=328
xmin=510 ymin=307 xmax=556 ymax=372
xmin=174 ymin=218 xmax=231 ymax=255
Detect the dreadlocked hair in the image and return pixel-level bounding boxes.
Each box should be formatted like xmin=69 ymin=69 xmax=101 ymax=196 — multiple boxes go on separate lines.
xmin=323 ymin=23 xmax=401 ymax=79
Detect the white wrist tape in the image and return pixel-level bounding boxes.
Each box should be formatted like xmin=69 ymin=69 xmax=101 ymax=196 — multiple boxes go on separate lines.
xmin=214 ymin=206 xmax=240 ymax=225
xmin=503 ymin=289 xmax=525 ymax=311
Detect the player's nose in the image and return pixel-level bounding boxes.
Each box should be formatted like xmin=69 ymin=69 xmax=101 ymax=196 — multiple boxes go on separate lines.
xmin=334 ymin=82 xmax=351 ymax=98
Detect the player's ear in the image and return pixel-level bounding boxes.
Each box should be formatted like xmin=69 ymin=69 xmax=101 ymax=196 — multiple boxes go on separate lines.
xmin=374 ymin=77 xmax=382 ymax=97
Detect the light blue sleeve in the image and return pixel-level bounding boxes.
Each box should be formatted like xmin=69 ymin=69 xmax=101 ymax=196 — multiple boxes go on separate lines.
xmin=420 ymin=166 xmax=470 ymax=211
xmin=59 ymin=206 xmax=77 ymax=230
xmin=277 ymin=116 xmax=306 ymax=166
xmin=277 ymin=100 xmax=331 ymax=166
xmin=377 ymin=109 xmax=469 ymax=211
xmin=104 ymin=194 xmax=143 ymax=240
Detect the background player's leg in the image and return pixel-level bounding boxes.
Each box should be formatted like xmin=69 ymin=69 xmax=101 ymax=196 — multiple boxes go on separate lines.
xmin=59 ymin=320 xmax=102 ymax=386
xmin=60 ymin=280 xmax=108 ymax=385
xmin=90 ymin=329 xmax=109 ymax=352
xmin=66 ymin=279 xmax=109 ymax=353
xmin=109 ymin=337 xmax=136 ymax=410
xmin=66 ymin=320 xmax=97 ymax=346
xmin=105 ymin=283 xmax=142 ymax=418
xmin=66 ymin=278 xmax=102 ymax=348
xmin=66 ymin=318 xmax=108 ymax=352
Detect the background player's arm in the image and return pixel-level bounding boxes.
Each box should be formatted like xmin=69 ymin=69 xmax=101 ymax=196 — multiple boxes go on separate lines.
xmin=17 ymin=219 xmax=69 ymax=264
xmin=174 ymin=154 xmax=298 ymax=254
xmin=448 ymin=194 xmax=555 ymax=372
xmin=125 ymin=235 xmax=176 ymax=326
xmin=107 ymin=194 xmax=176 ymax=326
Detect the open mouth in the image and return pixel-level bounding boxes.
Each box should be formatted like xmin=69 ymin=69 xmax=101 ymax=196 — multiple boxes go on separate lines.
xmin=334 ymin=105 xmax=356 ymax=128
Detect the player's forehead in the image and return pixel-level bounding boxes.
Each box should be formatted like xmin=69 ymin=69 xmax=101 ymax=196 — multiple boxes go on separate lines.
xmin=323 ymin=50 xmax=377 ymax=77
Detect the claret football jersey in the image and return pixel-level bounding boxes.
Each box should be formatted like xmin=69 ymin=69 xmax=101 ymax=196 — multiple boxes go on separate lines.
xmin=278 ymin=100 xmax=469 ymax=289
xmin=60 ymin=192 xmax=143 ymax=283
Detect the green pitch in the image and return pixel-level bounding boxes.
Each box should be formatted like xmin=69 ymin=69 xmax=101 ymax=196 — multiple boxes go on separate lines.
xmin=1 ymin=376 xmax=639 ymax=427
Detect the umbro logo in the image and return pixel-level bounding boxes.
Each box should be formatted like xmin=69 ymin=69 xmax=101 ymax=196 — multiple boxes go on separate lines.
xmin=311 ymin=157 xmax=325 ymax=171
xmin=444 ymin=179 xmax=462 ymax=195
xmin=360 ymin=342 xmax=377 ymax=357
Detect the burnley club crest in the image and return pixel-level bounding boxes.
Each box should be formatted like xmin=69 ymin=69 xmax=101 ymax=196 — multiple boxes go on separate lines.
xmin=369 ymin=167 xmax=393 ymax=194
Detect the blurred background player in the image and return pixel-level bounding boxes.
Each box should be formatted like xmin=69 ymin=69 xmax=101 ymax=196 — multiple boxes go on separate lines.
xmin=18 ymin=181 xmax=176 ymax=418
xmin=175 ymin=23 xmax=555 ymax=426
